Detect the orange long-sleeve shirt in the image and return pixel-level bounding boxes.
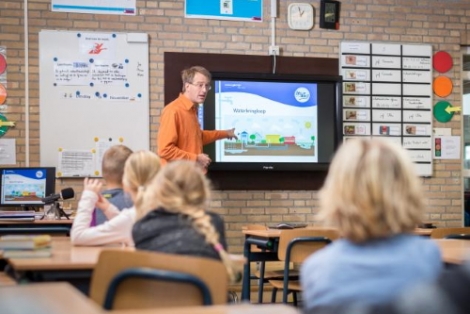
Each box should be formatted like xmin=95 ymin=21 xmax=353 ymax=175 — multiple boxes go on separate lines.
xmin=157 ymin=93 xmax=228 ymax=166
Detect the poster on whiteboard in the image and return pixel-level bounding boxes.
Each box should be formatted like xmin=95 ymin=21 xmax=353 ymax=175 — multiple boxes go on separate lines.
xmin=51 ymin=0 xmax=136 ymax=15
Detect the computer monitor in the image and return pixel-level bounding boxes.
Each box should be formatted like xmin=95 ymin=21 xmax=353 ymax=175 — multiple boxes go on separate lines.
xmin=0 ymin=167 xmax=56 ymax=209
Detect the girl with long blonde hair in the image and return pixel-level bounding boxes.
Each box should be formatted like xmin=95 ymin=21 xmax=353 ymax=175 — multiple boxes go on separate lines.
xmin=71 ymin=150 xmax=161 ymax=246
xmin=132 ymin=160 xmax=240 ymax=282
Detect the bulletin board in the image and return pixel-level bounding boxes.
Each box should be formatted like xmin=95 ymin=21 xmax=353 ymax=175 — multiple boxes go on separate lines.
xmin=340 ymin=41 xmax=433 ymax=177
xmin=39 ymin=30 xmax=149 ymax=177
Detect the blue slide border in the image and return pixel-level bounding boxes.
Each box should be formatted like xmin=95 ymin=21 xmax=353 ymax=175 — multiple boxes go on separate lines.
xmin=52 ymin=5 xmax=135 ymax=15
xmin=185 ymin=0 xmax=262 ymax=21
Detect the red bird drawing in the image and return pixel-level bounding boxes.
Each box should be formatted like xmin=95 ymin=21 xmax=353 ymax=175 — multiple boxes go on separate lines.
xmin=89 ymin=43 xmax=107 ymax=54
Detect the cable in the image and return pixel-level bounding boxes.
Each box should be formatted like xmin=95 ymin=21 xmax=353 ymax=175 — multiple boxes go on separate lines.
xmin=271 ymin=16 xmax=277 ymax=74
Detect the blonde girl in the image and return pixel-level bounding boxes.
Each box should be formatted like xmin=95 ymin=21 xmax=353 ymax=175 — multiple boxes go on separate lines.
xmin=132 ymin=160 xmax=240 ymax=282
xmin=71 ymin=150 xmax=161 ymax=246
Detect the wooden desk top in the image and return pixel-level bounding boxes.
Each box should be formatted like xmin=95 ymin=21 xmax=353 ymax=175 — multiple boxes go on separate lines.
xmin=0 ymin=218 xmax=73 ymax=225
xmin=434 ymin=239 xmax=470 ymax=265
xmin=6 ymin=237 xmax=133 ymax=271
xmin=242 ymin=226 xmax=338 ymax=238
xmin=0 ymin=282 xmax=102 ymax=314
xmin=243 ymin=229 xmax=282 ymax=237
xmin=414 ymin=228 xmax=433 ymax=236
xmin=243 ymin=227 xmax=432 ymax=238
xmin=111 ymin=303 xmax=299 ymax=314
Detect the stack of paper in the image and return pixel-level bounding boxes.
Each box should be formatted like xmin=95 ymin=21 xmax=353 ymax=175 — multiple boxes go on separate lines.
xmin=0 ymin=211 xmax=36 ymax=221
xmin=0 ymin=234 xmax=52 ymax=258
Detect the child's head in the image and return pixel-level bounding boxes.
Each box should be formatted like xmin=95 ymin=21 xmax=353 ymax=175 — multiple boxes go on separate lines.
xmin=102 ymin=145 xmax=133 ymax=186
xmin=138 ymin=159 xmax=210 ymax=217
xmin=319 ymin=138 xmax=424 ymax=243
xmin=122 ymin=150 xmax=161 ymax=203
xmin=137 ymin=160 xmax=240 ymax=282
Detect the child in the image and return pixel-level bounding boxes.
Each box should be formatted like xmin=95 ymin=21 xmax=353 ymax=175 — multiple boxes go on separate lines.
xmin=300 ymin=138 xmax=442 ymax=310
xmin=132 ymin=160 xmax=240 ymax=282
xmin=94 ymin=145 xmax=134 ymax=226
xmin=71 ymin=150 xmax=161 ymax=246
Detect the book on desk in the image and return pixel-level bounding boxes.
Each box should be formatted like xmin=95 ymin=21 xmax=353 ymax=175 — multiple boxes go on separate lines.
xmin=0 ymin=234 xmax=52 ymax=258
xmin=2 ymin=248 xmax=52 ymax=258
xmin=0 ymin=211 xmax=36 ymax=221
xmin=0 ymin=234 xmax=51 ymax=249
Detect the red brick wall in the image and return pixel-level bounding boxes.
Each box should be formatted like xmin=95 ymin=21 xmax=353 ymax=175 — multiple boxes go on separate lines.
xmin=1 ymin=0 xmax=468 ymax=252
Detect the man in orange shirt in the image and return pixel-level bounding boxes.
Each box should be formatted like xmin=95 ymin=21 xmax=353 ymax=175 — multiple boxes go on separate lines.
xmin=157 ymin=66 xmax=237 ymax=170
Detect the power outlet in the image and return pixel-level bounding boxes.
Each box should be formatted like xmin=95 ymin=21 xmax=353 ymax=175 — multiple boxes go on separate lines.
xmin=269 ymin=46 xmax=280 ymax=56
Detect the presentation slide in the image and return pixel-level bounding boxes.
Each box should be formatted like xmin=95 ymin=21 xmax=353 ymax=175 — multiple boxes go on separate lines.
xmin=1 ymin=169 xmax=47 ymax=204
xmin=213 ymin=80 xmax=318 ymax=163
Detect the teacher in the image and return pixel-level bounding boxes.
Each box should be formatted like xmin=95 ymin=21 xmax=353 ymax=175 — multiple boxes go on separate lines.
xmin=157 ymin=66 xmax=237 ymax=170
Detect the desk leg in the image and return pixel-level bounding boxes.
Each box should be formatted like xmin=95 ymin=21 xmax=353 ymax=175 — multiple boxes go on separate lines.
xmin=241 ymin=235 xmax=251 ymax=301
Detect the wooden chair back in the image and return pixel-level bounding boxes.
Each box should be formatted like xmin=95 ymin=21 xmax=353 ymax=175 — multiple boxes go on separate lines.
xmin=277 ymin=229 xmax=338 ymax=262
xmin=89 ymin=249 xmax=228 ymax=310
xmin=269 ymin=229 xmax=336 ymax=304
xmin=430 ymin=227 xmax=470 ymax=239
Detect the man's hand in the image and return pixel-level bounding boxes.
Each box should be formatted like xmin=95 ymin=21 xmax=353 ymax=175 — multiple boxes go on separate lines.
xmin=227 ymin=128 xmax=238 ymax=140
xmin=196 ymin=153 xmax=212 ymax=168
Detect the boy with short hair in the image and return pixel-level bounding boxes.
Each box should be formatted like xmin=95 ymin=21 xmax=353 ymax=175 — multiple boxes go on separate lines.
xmin=93 ymin=145 xmax=133 ymax=225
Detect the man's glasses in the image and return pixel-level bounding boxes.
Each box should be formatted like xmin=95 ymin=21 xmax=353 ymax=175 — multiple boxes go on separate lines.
xmin=188 ymin=82 xmax=212 ymax=90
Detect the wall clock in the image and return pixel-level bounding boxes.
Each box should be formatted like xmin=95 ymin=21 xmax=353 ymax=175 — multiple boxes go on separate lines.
xmin=288 ymin=3 xmax=314 ymax=31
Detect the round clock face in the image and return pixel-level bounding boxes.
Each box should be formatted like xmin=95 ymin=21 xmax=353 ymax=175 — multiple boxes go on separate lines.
xmin=288 ymin=3 xmax=314 ymax=30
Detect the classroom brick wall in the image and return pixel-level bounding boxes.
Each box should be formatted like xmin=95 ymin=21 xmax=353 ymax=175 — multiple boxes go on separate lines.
xmin=1 ymin=0 xmax=469 ymax=252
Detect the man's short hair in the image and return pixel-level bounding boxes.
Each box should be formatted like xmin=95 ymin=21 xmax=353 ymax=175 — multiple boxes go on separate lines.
xmin=181 ymin=66 xmax=211 ymax=92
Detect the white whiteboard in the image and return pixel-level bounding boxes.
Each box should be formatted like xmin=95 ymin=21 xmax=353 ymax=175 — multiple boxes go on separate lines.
xmin=340 ymin=41 xmax=433 ymax=177
xmin=39 ymin=30 xmax=149 ymax=177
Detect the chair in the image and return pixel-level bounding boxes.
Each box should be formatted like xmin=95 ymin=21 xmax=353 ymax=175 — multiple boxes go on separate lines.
xmin=89 ymin=249 xmax=228 ymax=310
xmin=268 ymin=229 xmax=337 ymax=306
xmin=445 ymin=234 xmax=470 ymax=240
xmin=245 ymin=225 xmax=299 ymax=304
xmin=430 ymin=227 xmax=470 ymax=239
xmin=245 ymin=224 xmax=292 ymax=303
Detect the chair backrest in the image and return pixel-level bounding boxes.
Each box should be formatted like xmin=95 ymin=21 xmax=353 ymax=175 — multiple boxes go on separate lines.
xmin=277 ymin=229 xmax=338 ymax=263
xmin=444 ymin=234 xmax=470 ymax=240
xmin=89 ymin=249 xmax=228 ymax=310
xmin=430 ymin=227 xmax=470 ymax=239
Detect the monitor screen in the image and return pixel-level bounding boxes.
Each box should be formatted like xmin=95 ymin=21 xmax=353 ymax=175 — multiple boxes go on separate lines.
xmin=201 ymin=73 xmax=342 ymax=171
xmin=0 ymin=167 xmax=56 ymax=208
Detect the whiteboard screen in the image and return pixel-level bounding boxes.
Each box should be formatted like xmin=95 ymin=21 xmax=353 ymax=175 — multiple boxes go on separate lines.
xmin=39 ymin=30 xmax=149 ymax=177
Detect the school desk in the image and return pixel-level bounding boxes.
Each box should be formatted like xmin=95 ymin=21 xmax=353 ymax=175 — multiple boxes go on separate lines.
xmin=241 ymin=227 xmax=441 ymax=301
xmin=111 ymin=303 xmax=299 ymax=314
xmin=0 ymin=218 xmax=73 ymax=235
xmin=434 ymin=238 xmax=470 ymax=265
xmin=241 ymin=227 xmax=336 ymax=301
xmin=4 ymin=236 xmax=133 ymax=293
xmin=0 ymin=282 xmax=103 ymax=314
xmin=414 ymin=228 xmax=433 ymax=237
